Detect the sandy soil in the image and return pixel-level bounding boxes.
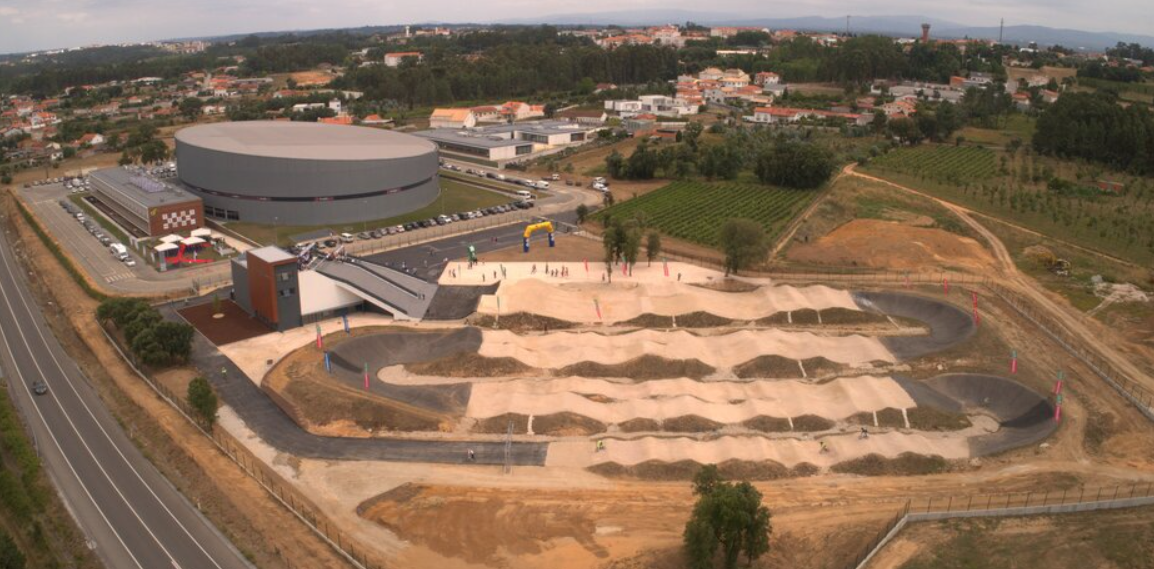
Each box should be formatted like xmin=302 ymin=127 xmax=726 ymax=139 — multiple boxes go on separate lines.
xmin=787 ymin=219 xmax=997 ymax=272
xmin=439 ymin=259 xmax=736 ymax=287
xmin=545 ymin=427 xmax=986 ymax=469
xmin=470 ymin=276 xmax=859 ymax=324
xmin=478 ymin=328 xmax=895 ymax=369
xmin=466 ymin=375 xmax=917 ymax=424
xmin=218 ymin=313 xmax=399 ymax=384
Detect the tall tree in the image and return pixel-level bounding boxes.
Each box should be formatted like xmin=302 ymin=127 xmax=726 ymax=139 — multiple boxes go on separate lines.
xmin=718 ymin=219 xmax=769 ymax=276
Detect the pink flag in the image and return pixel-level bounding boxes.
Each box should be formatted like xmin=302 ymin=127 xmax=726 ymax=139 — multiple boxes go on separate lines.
xmin=943 ymin=277 xmax=949 ymax=295
xmin=315 ymin=323 xmax=323 ymax=349
xmin=363 ymin=362 xmax=370 ymax=391
xmin=1011 ymin=350 xmax=1018 ymax=374
xmin=663 ymin=258 xmax=669 ymax=277
xmin=594 ymin=299 xmax=602 ymax=320
xmin=622 ymin=262 xmax=628 ymax=276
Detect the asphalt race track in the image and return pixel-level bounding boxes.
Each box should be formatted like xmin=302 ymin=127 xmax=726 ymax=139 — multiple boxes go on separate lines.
xmin=0 ymin=227 xmax=253 ymax=569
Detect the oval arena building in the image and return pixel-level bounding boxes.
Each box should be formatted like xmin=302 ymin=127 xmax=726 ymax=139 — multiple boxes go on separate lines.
xmin=175 ymin=121 xmax=440 ymax=225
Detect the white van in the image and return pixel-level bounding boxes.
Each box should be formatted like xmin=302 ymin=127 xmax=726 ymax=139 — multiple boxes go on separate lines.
xmin=515 ymin=190 xmax=534 ymax=200
xmin=109 ymin=243 xmax=127 ymax=257
xmin=535 ymin=180 xmax=550 ymax=189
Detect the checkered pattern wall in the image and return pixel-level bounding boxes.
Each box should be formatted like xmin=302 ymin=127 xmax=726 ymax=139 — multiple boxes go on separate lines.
xmin=160 ymin=208 xmax=198 ymax=231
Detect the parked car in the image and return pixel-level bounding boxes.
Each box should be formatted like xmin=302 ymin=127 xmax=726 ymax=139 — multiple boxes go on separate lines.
xmin=549 ymin=173 xmax=561 ymax=181
xmin=123 ymin=257 xmax=136 ymax=267
xmin=357 ymin=231 xmax=371 ymax=240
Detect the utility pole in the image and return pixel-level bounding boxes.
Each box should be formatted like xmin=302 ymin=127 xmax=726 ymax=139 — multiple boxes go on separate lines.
xmin=999 ymin=18 xmax=1004 ymax=44
xmin=846 ymin=15 xmax=850 ymax=36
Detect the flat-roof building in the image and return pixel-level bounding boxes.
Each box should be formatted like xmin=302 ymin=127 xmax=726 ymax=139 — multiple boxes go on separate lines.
xmin=414 ymin=120 xmax=599 ymax=166
xmin=89 ymin=166 xmax=204 ymax=237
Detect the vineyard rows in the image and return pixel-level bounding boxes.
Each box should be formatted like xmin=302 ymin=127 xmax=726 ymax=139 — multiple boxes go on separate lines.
xmin=869 ymin=146 xmax=997 ymax=183
xmin=596 ymin=181 xmax=815 ymax=247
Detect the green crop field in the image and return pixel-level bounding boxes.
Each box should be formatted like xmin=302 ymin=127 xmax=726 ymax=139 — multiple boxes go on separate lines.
xmin=594 ymin=181 xmax=816 ymax=248
xmin=867 ymin=146 xmax=997 ymax=185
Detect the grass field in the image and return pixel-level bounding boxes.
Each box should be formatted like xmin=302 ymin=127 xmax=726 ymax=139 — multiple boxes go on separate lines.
xmin=594 ymin=181 xmax=816 ymax=248
xmin=863 ymin=145 xmax=1154 ymax=266
xmin=228 ymin=179 xmax=512 ymax=246
xmin=959 ymin=115 xmax=1037 ymax=147
xmin=890 ymin=507 xmax=1154 ymax=569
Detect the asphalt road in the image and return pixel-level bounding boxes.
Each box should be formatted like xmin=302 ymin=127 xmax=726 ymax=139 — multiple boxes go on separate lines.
xmin=0 ymin=225 xmax=252 ymax=569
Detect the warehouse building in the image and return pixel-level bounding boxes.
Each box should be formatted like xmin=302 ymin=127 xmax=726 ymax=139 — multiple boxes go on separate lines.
xmin=88 ymin=166 xmax=204 ymax=237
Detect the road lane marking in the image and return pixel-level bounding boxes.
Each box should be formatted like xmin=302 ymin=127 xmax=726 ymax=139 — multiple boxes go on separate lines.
xmin=0 ymin=240 xmax=231 ymax=569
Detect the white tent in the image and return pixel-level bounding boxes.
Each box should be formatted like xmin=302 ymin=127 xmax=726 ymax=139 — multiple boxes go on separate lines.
xmin=190 ymin=228 xmax=213 ymax=238
xmin=153 ymin=242 xmax=179 ymax=253
xmin=159 ymin=234 xmax=182 ymax=244
xmin=180 ymin=236 xmax=206 ymax=246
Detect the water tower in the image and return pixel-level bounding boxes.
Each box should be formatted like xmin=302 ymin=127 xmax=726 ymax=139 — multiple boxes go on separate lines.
xmin=921 ymin=23 xmax=931 ymax=42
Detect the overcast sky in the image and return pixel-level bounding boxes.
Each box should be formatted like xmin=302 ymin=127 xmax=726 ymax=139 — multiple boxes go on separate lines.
xmin=1 ymin=0 xmax=1151 ymax=55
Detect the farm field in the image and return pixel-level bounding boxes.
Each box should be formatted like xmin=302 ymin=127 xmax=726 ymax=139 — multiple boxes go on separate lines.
xmin=594 ymin=180 xmax=816 ymax=248
xmin=863 ymin=145 xmax=1154 ymax=266
xmin=866 ymin=145 xmax=998 ymax=185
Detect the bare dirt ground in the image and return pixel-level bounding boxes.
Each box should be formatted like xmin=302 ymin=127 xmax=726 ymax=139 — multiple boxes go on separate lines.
xmin=1 ymin=191 xmax=351 ymax=569
xmin=787 ymin=218 xmax=997 ymax=272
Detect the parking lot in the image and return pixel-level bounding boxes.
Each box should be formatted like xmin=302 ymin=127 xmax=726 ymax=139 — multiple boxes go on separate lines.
xmin=18 ymin=181 xmax=231 ymax=295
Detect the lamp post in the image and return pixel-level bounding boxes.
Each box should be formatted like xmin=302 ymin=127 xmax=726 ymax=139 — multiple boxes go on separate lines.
xmin=273 ymin=216 xmax=279 ymax=246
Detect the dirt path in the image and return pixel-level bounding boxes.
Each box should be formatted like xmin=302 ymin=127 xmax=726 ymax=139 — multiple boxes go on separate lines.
xmin=846 ymin=165 xmax=1154 ymax=393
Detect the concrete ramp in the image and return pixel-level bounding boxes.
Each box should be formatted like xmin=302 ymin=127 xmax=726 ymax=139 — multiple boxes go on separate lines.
xmin=316 ymin=256 xmax=438 ymax=320
xmin=919 ymin=374 xmax=1057 ymax=456
xmin=854 ymin=291 xmax=976 ymax=360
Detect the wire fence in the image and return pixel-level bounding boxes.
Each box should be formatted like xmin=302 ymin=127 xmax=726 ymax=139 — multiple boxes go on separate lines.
xmin=97 ymin=323 xmax=385 ymax=569
xmin=848 ymin=482 xmax=1154 ymax=569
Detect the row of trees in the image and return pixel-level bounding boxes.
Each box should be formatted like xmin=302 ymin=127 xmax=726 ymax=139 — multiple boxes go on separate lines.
xmin=96 ymin=298 xmax=194 ymax=367
xmin=1034 ymin=92 xmax=1154 ymax=175
xmin=606 ymin=128 xmax=835 ymax=190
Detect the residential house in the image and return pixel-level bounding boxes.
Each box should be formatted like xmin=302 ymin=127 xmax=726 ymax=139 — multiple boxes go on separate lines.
xmin=755 ymin=71 xmax=781 ymax=86
xmin=470 ymin=106 xmax=503 ymax=123
xmin=360 ymin=114 xmax=392 ymax=126
xmin=709 ymin=26 xmax=769 ymax=38
xmin=78 ymin=133 xmax=105 ymax=147
xmin=555 ymin=109 xmax=608 ymax=125
xmin=384 ymin=52 xmax=423 ymax=67
xmin=429 ymin=108 xmax=477 ymax=129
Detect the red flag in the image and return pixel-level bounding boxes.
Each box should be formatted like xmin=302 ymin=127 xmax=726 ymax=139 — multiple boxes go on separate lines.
xmin=315 ymin=323 xmax=323 ymax=349
xmin=593 ymin=299 xmax=602 ymax=320
xmin=1011 ymin=350 xmax=1018 ymax=374
xmin=364 ymin=362 xmax=370 ymax=390
xmin=943 ymin=277 xmax=949 ymax=295
xmin=663 ymin=258 xmax=669 ymax=277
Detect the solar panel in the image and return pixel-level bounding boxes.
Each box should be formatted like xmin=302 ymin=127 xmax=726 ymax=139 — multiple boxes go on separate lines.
xmin=129 ymin=174 xmax=168 ymax=194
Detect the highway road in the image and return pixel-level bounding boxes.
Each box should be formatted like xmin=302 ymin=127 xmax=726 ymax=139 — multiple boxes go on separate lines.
xmin=0 ymin=225 xmax=252 ymax=569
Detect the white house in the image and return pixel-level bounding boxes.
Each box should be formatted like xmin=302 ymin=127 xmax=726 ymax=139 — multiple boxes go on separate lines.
xmin=429 ymin=108 xmax=477 ymax=129
xmin=384 ymin=52 xmax=423 ymax=67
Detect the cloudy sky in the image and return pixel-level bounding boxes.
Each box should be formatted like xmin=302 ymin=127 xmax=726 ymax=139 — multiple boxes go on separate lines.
xmin=0 ymin=0 xmax=1151 ymax=54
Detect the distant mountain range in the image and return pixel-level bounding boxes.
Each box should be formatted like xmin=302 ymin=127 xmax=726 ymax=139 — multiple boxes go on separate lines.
xmin=501 ymin=10 xmax=1154 ymax=51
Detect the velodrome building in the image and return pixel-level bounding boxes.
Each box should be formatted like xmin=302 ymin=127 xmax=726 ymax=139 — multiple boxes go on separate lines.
xmin=174 ymin=121 xmax=440 ymax=225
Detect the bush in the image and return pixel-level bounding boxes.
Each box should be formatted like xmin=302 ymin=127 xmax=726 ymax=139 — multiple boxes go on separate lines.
xmin=753 ymin=141 xmax=834 ymax=189
xmin=187 ymin=376 xmax=218 ymax=426
xmin=98 ymin=298 xmax=193 ymax=367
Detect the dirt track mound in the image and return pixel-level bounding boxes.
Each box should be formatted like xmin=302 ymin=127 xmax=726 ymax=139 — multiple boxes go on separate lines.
xmin=734 ymin=355 xmax=804 ymax=379
xmin=588 ymin=459 xmax=818 ymax=481
xmin=468 ymin=312 xmax=578 ymax=332
xmin=532 ymin=412 xmax=607 ymax=436
xmin=830 ymin=452 xmax=953 ymax=476
xmin=558 ymin=355 xmax=716 ymax=381
xmin=854 ymin=291 xmax=975 ymax=360
xmin=404 ymin=352 xmax=535 ymax=378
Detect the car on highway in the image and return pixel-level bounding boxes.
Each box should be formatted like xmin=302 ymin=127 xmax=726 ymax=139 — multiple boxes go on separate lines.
xmin=31 ymin=381 xmax=48 ymax=396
